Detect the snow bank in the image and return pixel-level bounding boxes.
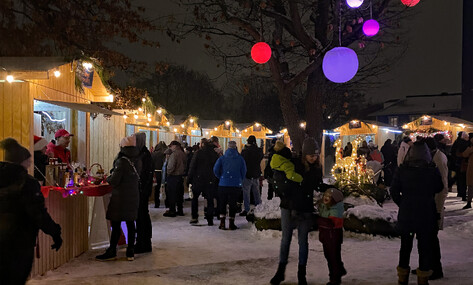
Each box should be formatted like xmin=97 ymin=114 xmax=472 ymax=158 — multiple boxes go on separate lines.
xmin=254 ymin=197 xmax=281 ymax=219
xmin=344 ymin=195 xmax=378 ymax=207
xmin=345 ymin=204 xmax=397 ymax=223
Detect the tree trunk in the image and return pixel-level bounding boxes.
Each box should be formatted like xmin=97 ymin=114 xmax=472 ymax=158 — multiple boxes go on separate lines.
xmin=305 ymin=67 xmax=325 ymax=146
xmin=278 ymin=88 xmax=305 ymax=152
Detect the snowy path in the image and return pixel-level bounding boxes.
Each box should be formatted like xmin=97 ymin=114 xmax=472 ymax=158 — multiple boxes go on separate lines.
xmin=28 ymin=190 xmax=473 ymax=285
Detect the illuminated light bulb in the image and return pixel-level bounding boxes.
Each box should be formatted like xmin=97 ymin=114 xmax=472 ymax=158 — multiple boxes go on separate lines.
xmin=255 ymin=123 xmax=260 ymax=127
xmin=134 ymin=114 xmax=138 ymax=119
xmin=157 ymin=109 xmax=162 ymax=114
xmin=300 ymin=123 xmax=305 ymax=128
xmin=123 ymin=115 xmax=128 ymax=119
xmin=142 ymin=98 xmax=146 ymax=102
xmin=205 ymin=131 xmax=209 ymax=135
xmin=54 ymin=70 xmax=61 ymax=78
xmin=214 ymin=127 xmax=218 ymax=131
xmin=245 ymin=129 xmax=248 ymax=132
xmin=138 ymin=107 xmax=143 ymax=112
xmin=148 ymin=118 xmax=151 ymax=122
xmin=239 ymin=134 xmax=242 ymax=137
xmin=82 ymin=62 xmax=93 ymax=70
xmin=147 ymin=113 xmax=151 ymax=117
xmin=236 ymin=129 xmax=240 ymax=133
xmin=444 ymin=122 xmax=448 ymax=126
xmin=225 ymin=121 xmax=230 ymax=126
xmin=146 ymin=123 xmax=150 ymax=126
xmin=173 ymin=128 xmax=178 ymax=132
xmin=6 ymin=75 xmax=14 ymax=83
xmin=190 ymin=118 xmax=194 ymax=123
xmin=108 ymin=94 xmax=114 ymax=101
xmin=181 ymin=124 xmax=185 ymax=128
xmin=166 ymin=122 xmax=170 ymax=126
xmin=346 ymin=0 xmax=363 ymax=8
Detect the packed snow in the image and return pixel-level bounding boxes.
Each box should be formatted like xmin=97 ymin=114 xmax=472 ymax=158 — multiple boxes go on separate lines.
xmin=345 ymin=204 xmax=398 ymax=223
xmin=27 ymin=182 xmax=473 ymax=285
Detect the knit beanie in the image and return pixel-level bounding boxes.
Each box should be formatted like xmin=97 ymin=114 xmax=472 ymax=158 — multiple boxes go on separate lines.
xmin=274 ymin=140 xmax=285 ymax=152
xmin=302 ymin=137 xmax=320 ymax=156
xmin=326 ymin=188 xmax=344 ymax=203
xmin=228 ymin=141 xmax=237 ymax=149
xmin=34 ymin=135 xmax=48 ymax=151
xmin=120 ymin=135 xmax=136 ymax=147
xmin=247 ymin=135 xmax=256 ymax=144
xmin=0 ymin=138 xmax=31 ymax=164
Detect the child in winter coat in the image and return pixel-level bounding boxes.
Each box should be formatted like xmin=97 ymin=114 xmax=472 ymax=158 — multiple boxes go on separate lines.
xmin=317 ymin=188 xmax=346 ymax=285
xmin=270 ymin=141 xmax=303 ymax=185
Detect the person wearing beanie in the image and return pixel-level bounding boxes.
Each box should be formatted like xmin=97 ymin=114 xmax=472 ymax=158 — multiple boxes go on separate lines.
xmin=263 ymin=139 xmax=279 ymax=200
xmin=51 ymin=129 xmax=73 ymax=166
xmin=33 ymin=136 xmax=50 ymax=185
xmin=97 ymin=136 xmax=140 ymax=262
xmin=163 ymin=140 xmax=187 ymax=219
xmin=317 ymin=187 xmax=346 ymax=285
xmin=391 ymin=142 xmax=443 ymax=285
xmin=240 ymin=135 xmax=264 ymax=216
xmin=213 ymin=141 xmax=246 ymax=230
xmin=0 ymin=138 xmax=62 ymax=284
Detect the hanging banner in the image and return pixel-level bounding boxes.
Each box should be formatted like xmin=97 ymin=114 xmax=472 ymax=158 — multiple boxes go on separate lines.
xmin=77 ymin=61 xmax=94 ymax=88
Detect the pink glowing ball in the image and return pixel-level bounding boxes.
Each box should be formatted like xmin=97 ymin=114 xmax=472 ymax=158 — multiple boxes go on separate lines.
xmin=322 ymin=47 xmax=359 ymax=83
xmin=251 ymin=42 xmax=272 ymax=64
xmin=363 ymin=19 xmax=380 ymax=37
xmin=346 ymin=0 xmax=364 ymax=8
xmin=401 ymin=0 xmax=420 ymax=7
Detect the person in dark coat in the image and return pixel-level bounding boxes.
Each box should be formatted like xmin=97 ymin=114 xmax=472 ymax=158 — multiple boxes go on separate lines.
xmin=33 ymin=136 xmax=49 ymax=185
xmin=133 ymin=132 xmax=154 ymax=254
xmin=213 ymin=141 xmax=246 ymax=230
xmin=381 ymin=139 xmax=397 ymax=186
xmin=264 ymin=138 xmax=277 ymax=200
xmin=188 ymin=140 xmax=219 ymax=225
xmin=357 ymin=141 xmax=370 ymax=158
xmin=342 ymin=142 xmax=352 ymax=158
xmin=270 ymin=138 xmax=322 ymax=285
xmin=456 ymin=132 xmax=471 ymax=200
xmin=391 ymin=142 xmax=443 ymax=285
xmin=151 ymin=141 xmax=167 ymax=208
xmin=164 ymin=141 xmax=187 ymax=217
xmin=0 ymin=138 xmax=62 ymax=285
xmin=96 ymin=135 xmax=140 ymax=261
xmin=240 ymin=135 xmax=264 ymax=216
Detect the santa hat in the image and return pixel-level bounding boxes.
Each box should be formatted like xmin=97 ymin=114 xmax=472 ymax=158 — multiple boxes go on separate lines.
xmin=34 ymin=135 xmax=48 ymax=151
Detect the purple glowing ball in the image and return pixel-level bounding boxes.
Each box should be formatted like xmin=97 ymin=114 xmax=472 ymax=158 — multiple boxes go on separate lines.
xmin=322 ymin=47 xmax=359 ymax=83
xmin=346 ymin=0 xmax=364 ymax=8
xmin=363 ymin=19 xmax=380 ymax=37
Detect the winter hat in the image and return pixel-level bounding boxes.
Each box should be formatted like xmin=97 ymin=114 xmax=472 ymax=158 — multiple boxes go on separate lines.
xmin=274 ymin=140 xmax=285 ymax=152
xmin=302 ymin=137 xmax=320 ymax=156
xmin=0 ymin=138 xmax=31 ymax=164
xmin=169 ymin=140 xmax=181 ymax=147
xmin=34 ymin=135 xmax=48 ymax=151
xmin=247 ymin=135 xmax=256 ymax=144
xmin=404 ymin=141 xmax=432 ymax=164
xmin=228 ymin=141 xmax=237 ymax=149
xmin=120 ymin=135 xmax=136 ymax=147
xmin=326 ymin=188 xmax=344 ymax=203
xmin=55 ymin=129 xmax=73 ymax=139
xmin=164 ymin=149 xmax=172 ymax=155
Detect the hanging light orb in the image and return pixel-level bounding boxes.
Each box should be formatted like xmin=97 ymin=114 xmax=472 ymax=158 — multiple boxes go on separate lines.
xmin=346 ymin=0 xmax=363 ymax=8
xmin=251 ymin=42 xmax=272 ymax=64
xmin=363 ymin=19 xmax=380 ymax=37
xmin=322 ymin=47 xmax=359 ymax=83
xmin=401 ymin=0 xmax=420 ymax=7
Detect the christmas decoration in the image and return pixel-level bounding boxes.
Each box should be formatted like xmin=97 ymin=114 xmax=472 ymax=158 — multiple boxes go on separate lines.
xmin=251 ymin=42 xmax=272 ymax=64
xmin=322 ymin=47 xmax=359 ymax=83
xmin=346 ymin=0 xmax=364 ymax=8
xmin=363 ymin=19 xmax=380 ymax=36
xmin=401 ymin=0 xmax=420 ymax=7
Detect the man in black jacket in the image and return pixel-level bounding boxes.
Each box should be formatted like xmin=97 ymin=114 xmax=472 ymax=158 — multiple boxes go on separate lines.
xmin=240 ymin=135 xmax=264 ymax=216
xmin=188 ymin=140 xmax=219 ymax=225
xmin=0 ymin=138 xmax=62 ymax=285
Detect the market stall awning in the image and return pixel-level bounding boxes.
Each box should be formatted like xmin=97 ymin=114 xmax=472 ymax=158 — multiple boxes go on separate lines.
xmin=36 ymin=100 xmax=121 ymax=115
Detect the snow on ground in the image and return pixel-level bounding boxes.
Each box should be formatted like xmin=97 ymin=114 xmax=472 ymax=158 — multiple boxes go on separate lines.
xmin=28 ymin=184 xmax=473 ymax=285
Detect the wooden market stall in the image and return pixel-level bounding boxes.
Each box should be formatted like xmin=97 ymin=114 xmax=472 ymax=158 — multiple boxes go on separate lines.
xmin=236 ymin=122 xmax=273 ymax=150
xmin=332 ymin=119 xmax=401 ymax=147
xmin=0 ymin=57 xmax=118 ymax=276
xmin=401 ymin=115 xmax=473 ymax=141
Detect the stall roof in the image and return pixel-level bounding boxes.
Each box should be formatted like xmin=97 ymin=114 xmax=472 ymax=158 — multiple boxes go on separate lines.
xmin=0 ymin=57 xmax=67 ymax=71
xmin=36 ymin=100 xmax=121 ymax=115
xmin=199 ymin=120 xmax=224 ymax=129
xmin=431 ymin=115 xmax=473 ymax=127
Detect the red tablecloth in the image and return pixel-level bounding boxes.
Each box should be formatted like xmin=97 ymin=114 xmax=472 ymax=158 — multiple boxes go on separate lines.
xmin=41 ymin=184 xmax=113 ymax=198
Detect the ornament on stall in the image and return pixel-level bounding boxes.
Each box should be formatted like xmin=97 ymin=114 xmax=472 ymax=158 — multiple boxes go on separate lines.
xmin=346 ymin=0 xmax=364 ymax=8
xmin=251 ymin=42 xmax=272 ymax=64
xmin=401 ymin=0 xmax=420 ymax=7
xmin=363 ymin=19 xmax=380 ymax=36
xmin=322 ymin=47 xmax=359 ymax=83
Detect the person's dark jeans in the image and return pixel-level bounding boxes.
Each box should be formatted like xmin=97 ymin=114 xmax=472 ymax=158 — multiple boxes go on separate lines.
xmin=110 ymin=220 xmax=136 ymax=249
xmin=136 ymin=190 xmax=152 ymax=247
xmin=399 ymin=231 xmax=433 ymax=271
xmin=431 ymin=230 xmax=442 ymax=272
xmin=279 ymin=208 xmax=312 ymax=266
xmin=218 ymin=186 xmax=241 ymax=218
xmin=457 ymin=171 xmax=467 ymax=198
xmin=154 ymin=171 xmax=162 ymax=207
xmin=167 ymin=175 xmax=184 ymax=213
xmin=192 ymin=182 xmax=217 ymax=219
xmin=267 ymin=181 xmax=275 ymax=200
xmin=320 ymin=227 xmax=345 ymax=282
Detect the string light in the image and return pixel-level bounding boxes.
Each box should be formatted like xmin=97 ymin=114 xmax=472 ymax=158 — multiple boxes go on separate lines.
xmin=6 ymin=75 xmax=14 ymax=83
xmin=142 ymin=98 xmax=146 ymax=102
xmin=190 ymin=118 xmax=194 ymax=123
xmin=146 ymin=123 xmax=150 ymax=126
xmin=54 ymin=70 xmax=61 ymax=78
xmin=134 ymin=114 xmax=138 ymax=119
xmin=147 ymin=113 xmax=151 ymax=117
xmin=214 ymin=127 xmax=218 ymax=131
xmin=147 ymin=118 xmax=151 ymax=122
xmin=138 ymin=107 xmax=143 ymax=112
xmin=181 ymin=124 xmax=185 ymax=128
xmin=157 ymin=109 xmax=162 ymax=114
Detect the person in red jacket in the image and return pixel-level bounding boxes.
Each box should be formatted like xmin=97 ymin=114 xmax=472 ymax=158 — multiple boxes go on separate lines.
xmin=51 ymin=129 xmax=73 ymax=166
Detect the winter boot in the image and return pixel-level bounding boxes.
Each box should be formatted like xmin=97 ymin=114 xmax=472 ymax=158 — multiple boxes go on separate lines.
xmin=270 ymin=263 xmax=286 ymax=285
xmin=416 ymin=269 xmax=432 ymax=285
xmin=219 ymin=217 xmax=226 ymax=230
xmin=397 ymin=266 xmax=410 ymax=285
xmin=96 ymin=247 xmax=117 ymax=261
xmin=229 ymin=218 xmax=238 ymax=230
xmin=463 ymin=202 xmax=471 ymax=209
xmin=298 ymin=265 xmax=307 ymax=285
xmin=207 ymin=217 xmax=214 ymax=226
xmin=126 ymin=247 xmax=134 ymax=261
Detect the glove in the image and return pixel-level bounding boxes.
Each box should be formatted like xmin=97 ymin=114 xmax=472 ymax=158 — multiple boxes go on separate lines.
xmin=51 ymin=234 xmax=63 ymax=251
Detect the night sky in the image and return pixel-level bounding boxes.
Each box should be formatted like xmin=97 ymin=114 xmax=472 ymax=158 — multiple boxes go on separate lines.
xmin=121 ymin=0 xmax=462 ymax=104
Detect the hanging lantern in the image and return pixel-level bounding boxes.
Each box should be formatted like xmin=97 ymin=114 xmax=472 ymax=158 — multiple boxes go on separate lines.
xmin=363 ymin=19 xmax=380 ymax=36
xmin=346 ymin=0 xmax=363 ymax=8
xmin=401 ymin=0 xmax=420 ymax=7
xmin=251 ymin=42 xmax=272 ymax=64
xmin=322 ymin=47 xmax=359 ymax=83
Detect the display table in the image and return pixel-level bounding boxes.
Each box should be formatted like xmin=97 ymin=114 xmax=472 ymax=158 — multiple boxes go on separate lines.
xmin=31 ymin=184 xmax=113 ymax=277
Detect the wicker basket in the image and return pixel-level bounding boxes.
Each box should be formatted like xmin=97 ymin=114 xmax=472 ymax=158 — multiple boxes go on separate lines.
xmin=88 ymin=163 xmax=105 ymax=185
